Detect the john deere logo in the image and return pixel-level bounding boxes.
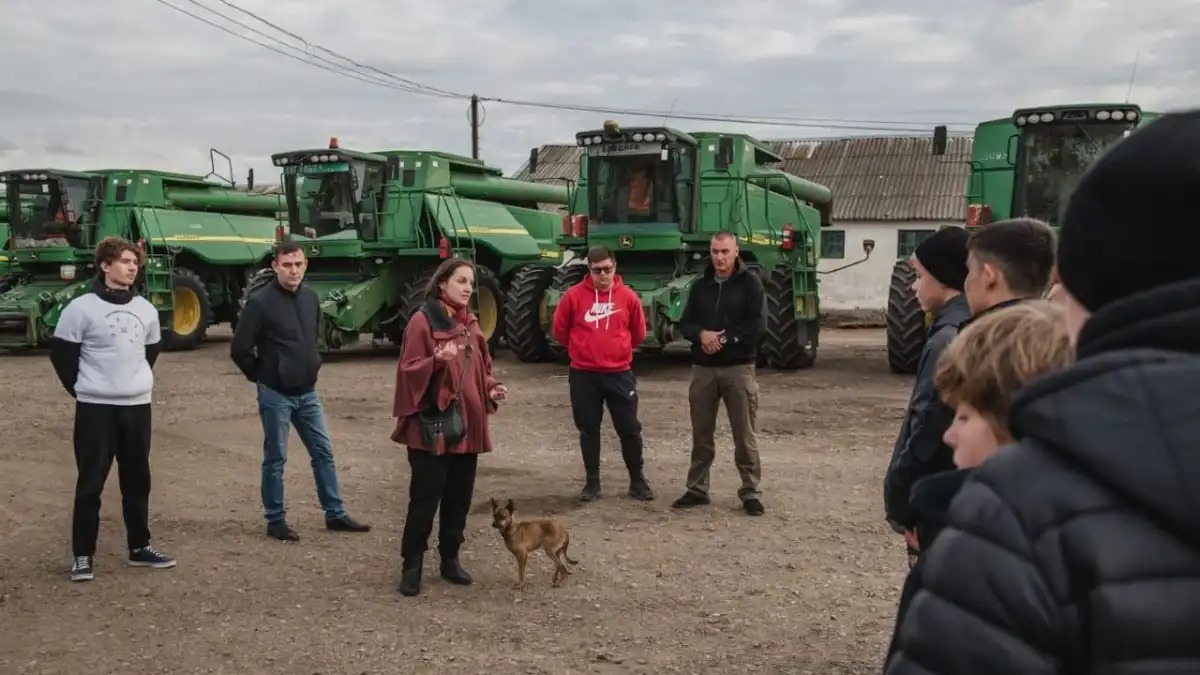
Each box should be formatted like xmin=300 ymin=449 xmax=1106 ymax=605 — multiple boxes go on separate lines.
xmin=309 ymin=244 xmax=321 ymax=256
xmin=618 ymin=236 xmax=634 ymax=248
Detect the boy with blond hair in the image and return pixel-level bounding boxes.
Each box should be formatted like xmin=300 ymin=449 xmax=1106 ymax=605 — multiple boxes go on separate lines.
xmin=885 ymin=300 xmax=1074 ymax=662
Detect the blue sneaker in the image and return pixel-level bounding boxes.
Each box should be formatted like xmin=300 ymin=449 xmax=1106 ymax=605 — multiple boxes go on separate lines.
xmin=128 ymin=545 xmax=176 ymax=569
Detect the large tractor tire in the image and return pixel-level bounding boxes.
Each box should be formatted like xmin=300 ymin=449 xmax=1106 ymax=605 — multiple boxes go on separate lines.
xmin=393 ymin=267 xmax=440 ymax=345
xmin=504 ymin=264 xmax=557 ymax=363
xmin=549 ymin=263 xmax=587 ymax=361
xmin=886 ymin=259 xmax=927 ymax=375
xmin=761 ymin=265 xmax=817 ymax=370
xmin=473 ymin=266 xmax=504 ymax=352
xmin=163 ymin=267 xmax=213 ymax=352
xmin=236 ymin=268 xmax=276 ymax=314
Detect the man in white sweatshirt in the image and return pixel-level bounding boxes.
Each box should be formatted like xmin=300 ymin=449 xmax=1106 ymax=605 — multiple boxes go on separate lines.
xmin=50 ymin=236 xmax=176 ymax=582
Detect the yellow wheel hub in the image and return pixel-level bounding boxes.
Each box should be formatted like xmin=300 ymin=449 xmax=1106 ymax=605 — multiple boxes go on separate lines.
xmin=173 ymin=287 xmax=201 ymax=336
xmin=477 ymin=286 xmax=498 ymax=339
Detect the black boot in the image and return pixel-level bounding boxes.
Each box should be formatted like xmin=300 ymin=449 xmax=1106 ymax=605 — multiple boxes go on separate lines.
xmin=440 ymin=557 xmax=473 ymax=585
xmin=398 ymin=561 xmax=422 ymax=597
xmin=580 ymin=476 xmax=601 ymax=502
xmin=627 ymin=472 xmax=655 ymax=501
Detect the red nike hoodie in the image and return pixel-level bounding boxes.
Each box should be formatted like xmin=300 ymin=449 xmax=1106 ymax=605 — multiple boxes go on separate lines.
xmin=551 ymin=272 xmax=646 ymax=372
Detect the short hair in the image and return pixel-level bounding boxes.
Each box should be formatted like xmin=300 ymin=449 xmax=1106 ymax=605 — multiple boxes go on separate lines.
xmin=933 ymin=300 xmax=1074 ymax=431
xmin=712 ymin=230 xmax=737 ymax=242
xmin=585 ymin=245 xmax=614 ymax=265
xmin=424 ymin=257 xmax=476 ymax=298
xmin=94 ymin=236 xmax=144 ymax=269
xmin=966 ymin=218 xmax=1056 ymax=297
xmin=273 ymin=241 xmax=304 ymax=260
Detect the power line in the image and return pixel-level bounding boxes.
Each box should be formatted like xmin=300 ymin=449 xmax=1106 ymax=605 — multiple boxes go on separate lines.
xmin=150 ymin=0 xmax=977 ymax=133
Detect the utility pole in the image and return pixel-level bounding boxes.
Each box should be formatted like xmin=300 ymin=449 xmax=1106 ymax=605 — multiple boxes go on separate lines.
xmin=469 ymin=94 xmax=480 ymax=159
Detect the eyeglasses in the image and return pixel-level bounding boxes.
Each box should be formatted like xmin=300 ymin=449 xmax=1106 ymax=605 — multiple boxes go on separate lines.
xmin=589 ymin=265 xmax=614 ymax=275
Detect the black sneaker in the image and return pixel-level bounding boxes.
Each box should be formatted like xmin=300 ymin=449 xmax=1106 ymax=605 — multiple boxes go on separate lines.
xmin=627 ymin=475 xmax=656 ymax=501
xmin=70 ymin=555 xmax=94 ymax=582
xmin=128 ymin=545 xmax=177 ymax=569
xmin=742 ymin=498 xmax=765 ymax=516
xmin=267 ymin=520 xmax=300 ymax=541
xmin=672 ymin=491 xmax=711 ymax=508
xmin=579 ymin=478 xmax=601 ymax=502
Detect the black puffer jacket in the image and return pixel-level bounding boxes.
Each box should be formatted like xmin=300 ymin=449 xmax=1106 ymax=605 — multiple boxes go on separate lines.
xmin=884 ymin=276 xmax=1200 ymax=675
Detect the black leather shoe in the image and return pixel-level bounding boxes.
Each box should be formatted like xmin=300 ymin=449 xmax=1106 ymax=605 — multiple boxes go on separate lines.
xmin=440 ymin=558 xmax=473 ymax=585
xmin=326 ymin=515 xmax=371 ymax=532
xmin=399 ymin=566 xmax=422 ymax=596
xmin=267 ymin=520 xmax=300 ymax=541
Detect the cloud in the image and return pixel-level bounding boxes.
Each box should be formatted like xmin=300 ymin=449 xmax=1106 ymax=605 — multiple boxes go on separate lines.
xmin=0 ymin=0 xmax=1196 ymax=183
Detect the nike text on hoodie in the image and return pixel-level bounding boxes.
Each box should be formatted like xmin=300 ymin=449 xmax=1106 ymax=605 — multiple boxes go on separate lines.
xmin=552 ymin=272 xmax=647 ymax=372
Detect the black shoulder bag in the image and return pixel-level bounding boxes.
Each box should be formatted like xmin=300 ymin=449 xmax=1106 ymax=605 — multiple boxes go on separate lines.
xmin=417 ymin=340 xmax=473 ymax=453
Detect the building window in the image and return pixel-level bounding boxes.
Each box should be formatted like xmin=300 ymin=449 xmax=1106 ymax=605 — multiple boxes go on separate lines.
xmin=897 ymin=229 xmax=936 ymax=258
xmin=821 ymin=230 xmax=845 ymax=259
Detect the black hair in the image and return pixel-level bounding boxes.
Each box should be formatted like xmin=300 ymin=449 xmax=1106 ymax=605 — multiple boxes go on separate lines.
xmin=966 ymin=218 xmax=1056 ymax=296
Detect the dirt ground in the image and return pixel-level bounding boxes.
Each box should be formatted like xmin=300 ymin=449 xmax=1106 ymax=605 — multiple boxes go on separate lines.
xmin=0 ymin=327 xmax=915 ymax=675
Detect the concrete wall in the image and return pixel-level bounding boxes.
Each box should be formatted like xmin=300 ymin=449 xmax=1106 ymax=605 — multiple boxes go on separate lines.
xmin=816 ymin=221 xmax=963 ymax=324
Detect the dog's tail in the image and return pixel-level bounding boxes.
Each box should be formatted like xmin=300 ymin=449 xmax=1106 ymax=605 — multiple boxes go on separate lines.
xmin=561 ymin=531 xmax=579 ymax=566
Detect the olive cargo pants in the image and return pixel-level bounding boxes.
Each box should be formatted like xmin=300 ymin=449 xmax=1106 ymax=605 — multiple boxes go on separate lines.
xmin=684 ymin=363 xmax=762 ymax=501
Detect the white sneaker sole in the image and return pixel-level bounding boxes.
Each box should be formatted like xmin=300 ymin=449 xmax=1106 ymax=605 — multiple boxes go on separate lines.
xmin=70 ymin=571 xmax=94 ymax=582
xmin=128 ymin=559 xmax=177 ymax=569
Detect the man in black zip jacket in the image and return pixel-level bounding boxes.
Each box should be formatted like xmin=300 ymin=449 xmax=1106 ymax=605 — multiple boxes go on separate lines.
xmin=671 ymin=231 xmax=767 ymax=516
xmin=231 ymin=242 xmax=370 ymax=541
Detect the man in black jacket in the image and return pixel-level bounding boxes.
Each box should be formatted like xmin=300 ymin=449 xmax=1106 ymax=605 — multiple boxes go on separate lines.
xmin=672 ymin=232 xmax=767 ymax=516
xmin=885 ymin=109 xmax=1200 ymax=674
xmin=231 ymin=242 xmax=370 ymax=541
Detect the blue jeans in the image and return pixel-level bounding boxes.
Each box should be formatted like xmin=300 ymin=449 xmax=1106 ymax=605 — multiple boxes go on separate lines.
xmin=256 ymin=383 xmax=347 ymax=524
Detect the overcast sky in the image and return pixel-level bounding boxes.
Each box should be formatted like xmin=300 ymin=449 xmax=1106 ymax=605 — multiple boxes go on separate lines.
xmin=2 ymin=0 xmax=1196 ymax=184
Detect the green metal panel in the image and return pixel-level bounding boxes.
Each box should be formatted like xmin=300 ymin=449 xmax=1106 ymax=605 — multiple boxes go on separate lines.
xmin=967 ymin=117 xmax=1019 ymax=221
xmin=132 ymin=208 xmax=278 ymax=264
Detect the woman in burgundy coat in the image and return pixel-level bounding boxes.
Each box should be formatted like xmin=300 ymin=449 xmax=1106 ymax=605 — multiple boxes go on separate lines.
xmin=391 ymin=258 xmax=507 ymax=597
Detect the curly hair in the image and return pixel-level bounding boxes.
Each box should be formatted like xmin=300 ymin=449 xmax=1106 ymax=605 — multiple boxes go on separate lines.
xmin=93 ymin=236 xmax=145 ymax=270
xmin=933 ymin=300 xmax=1074 ymax=430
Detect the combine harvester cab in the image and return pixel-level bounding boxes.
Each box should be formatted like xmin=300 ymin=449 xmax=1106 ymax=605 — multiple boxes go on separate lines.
xmin=0 ymin=161 xmax=283 ymax=352
xmin=0 ymin=169 xmax=104 ymax=349
xmin=505 ymin=120 xmax=873 ymax=370
xmin=240 ymin=138 xmax=566 ymax=352
xmin=885 ymin=103 xmax=1154 ymax=374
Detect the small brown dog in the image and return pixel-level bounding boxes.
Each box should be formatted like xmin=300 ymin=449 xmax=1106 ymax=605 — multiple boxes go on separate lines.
xmin=490 ymin=498 xmax=578 ymax=589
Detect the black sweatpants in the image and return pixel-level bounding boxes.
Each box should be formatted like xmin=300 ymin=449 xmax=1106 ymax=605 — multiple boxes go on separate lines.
xmin=568 ymin=368 xmax=644 ymax=478
xmin=72 ymin=402 xmax=153 ymax=557
xmin=400 ymin=448 xmax=478 ymax=569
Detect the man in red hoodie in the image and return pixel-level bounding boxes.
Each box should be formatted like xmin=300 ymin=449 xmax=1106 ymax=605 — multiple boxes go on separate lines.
xmin=552 ymin=246 xmax=654 ymax=502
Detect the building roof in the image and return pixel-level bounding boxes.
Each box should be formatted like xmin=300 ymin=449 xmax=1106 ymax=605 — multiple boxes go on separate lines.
xmin=510 ymin=134 xmax=974 ymax=222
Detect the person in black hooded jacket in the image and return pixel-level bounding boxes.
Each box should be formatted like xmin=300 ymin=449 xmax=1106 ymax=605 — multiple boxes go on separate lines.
xmin=884 ymin=109 xmax=1200 ymax=674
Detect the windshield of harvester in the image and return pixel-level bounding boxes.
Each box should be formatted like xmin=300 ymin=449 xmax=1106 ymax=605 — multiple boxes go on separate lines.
xmin=6 ymin=176 xmax=91 ymax=247
xmin=285 ymin=161 xmax=372 ymax=238
xmin=590 ymin=149 xmax=680 ymax=225
xmin=1015 ymin=123 xmax=1129 ymax=226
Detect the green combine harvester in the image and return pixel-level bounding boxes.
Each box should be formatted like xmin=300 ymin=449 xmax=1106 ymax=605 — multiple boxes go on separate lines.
xmin=238 ymin=138 xmax=567 ymax=352
xmin=505 ymin=120 xmax=873 ymax=369
xmin=0 ymin=160 xmax=282 ymax=351
xmin=885 ymin=103 xmax=1157 ymax=374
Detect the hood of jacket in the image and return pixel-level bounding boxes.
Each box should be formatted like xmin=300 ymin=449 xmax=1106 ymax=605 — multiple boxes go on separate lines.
xmin=1008 ymin=276 xmax=1200 ymax=544
xmin=577 ymin=272 xmax=627 ymax=331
